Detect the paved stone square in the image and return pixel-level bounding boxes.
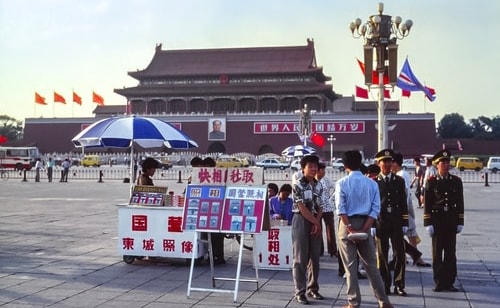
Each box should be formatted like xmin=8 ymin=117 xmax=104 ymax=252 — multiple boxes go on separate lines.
xmin=0 ymin=178 xmax=499 ymax=307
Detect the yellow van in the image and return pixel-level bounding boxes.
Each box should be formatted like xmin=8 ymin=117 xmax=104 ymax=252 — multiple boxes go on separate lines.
xmin=81 ymin=155 xmax=101 ymax=167
xmin=215 ymin=156 xmax=245 ymax=168
xmin=455 ymin=157 xmax=483 ymax=171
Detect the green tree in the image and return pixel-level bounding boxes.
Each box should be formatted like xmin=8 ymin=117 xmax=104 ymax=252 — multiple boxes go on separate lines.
xmin=0 ymin=115 xmax=23 ymax=141
xmin=437 ymin=113 xmax=473 ymax=138
xmin=470 ymin=116 xmax=500 ymax=140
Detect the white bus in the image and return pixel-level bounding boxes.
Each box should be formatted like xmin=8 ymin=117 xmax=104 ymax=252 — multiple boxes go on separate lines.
xmin=0 ymin=146 xmax=40 ymax=170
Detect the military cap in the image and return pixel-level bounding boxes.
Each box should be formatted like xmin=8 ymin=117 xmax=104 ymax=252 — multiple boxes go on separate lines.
xmin=432 ymin=149 xmax=452 ymax=164
xmin=375 ymin=149 xmax=394 ymax=162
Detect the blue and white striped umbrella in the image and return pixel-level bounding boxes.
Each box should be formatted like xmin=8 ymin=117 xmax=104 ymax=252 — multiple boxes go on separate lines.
xmin=281 ymin=145 xmax=316 ymax=158
xmin=72 ymin=116 xmax=198 ymax=149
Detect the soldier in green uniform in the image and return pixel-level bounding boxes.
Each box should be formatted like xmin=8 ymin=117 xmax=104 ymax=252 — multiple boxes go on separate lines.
xmin=374 ymin=149 xmax=409 ymax=296
xmin=423 ymin=149 xmax=464 ymax=292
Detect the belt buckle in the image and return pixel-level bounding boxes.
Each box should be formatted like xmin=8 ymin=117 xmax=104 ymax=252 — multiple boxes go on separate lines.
xmin=387 ymin=207 xmax=392 ymax=213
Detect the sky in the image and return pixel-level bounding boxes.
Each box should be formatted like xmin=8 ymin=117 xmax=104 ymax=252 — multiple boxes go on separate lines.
xmin=1 ymin=0 xmax=498 ymax=126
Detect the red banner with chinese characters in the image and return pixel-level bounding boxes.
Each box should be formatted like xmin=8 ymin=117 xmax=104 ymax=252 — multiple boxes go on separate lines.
xmin=254 ymin=121 xmax=365 ymax=134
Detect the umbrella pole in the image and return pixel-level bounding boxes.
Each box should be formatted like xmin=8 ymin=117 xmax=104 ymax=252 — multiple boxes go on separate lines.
xmin=129 ymin=142 xmax=134 ymax=197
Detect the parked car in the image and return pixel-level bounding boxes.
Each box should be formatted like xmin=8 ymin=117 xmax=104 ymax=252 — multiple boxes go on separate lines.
xmin=331 ymin=158 xmax=345 ymax=171
xmin=81 ymin=155 xmax=101 ymax=167
xmin=290 ymin=159 xmax=301 ymax=171
xmin=455 ymin=157 xmax=483 ymax=171
xmin=402 ymin=159 xmax=416 ymax=170
xmin=155 ymin=157 xmax=173 ymax=170
xmin=487 ymin=156 xmax=500 ymax=173
xmin=255 ymin=158 xmax=290 ymax=170
xmin=215 ymin=156 xmax=246 ymax=168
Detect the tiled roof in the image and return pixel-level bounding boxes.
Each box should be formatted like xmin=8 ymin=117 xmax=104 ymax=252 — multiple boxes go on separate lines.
xmin=129 ymin=39 xmax=323 ymax=78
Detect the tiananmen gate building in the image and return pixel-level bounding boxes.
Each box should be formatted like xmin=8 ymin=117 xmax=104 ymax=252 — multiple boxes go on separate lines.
xmin=23 ymin=39 xmax=439 ymax=157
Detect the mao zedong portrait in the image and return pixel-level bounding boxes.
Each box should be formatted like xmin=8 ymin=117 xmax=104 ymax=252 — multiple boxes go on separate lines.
xmin=208 ymin=119 xmax=226 ymax=140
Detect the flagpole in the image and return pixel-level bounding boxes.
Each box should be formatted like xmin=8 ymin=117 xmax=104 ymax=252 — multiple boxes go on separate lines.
xmin=349 ymin=3 xmax=413 ymax=152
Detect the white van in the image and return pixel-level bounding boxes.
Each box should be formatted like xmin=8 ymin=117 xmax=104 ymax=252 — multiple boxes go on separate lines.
xmin=487 ymin=157 xmax=500 ymax=173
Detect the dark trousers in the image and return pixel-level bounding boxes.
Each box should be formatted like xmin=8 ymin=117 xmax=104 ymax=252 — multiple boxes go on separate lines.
xmin=432 ymin=227 xmax=457 ymax=288
xmin=376 ymin=226 xmax=406 ymax=290
xmin=414 ymin=186 xmax=422 ymax=207
xmin=321 ymin=211 xmax=337 ymax=256
xmin=292 ymin=214 xmax=322 ymax=296
xmin=47 ymin=167 xmax=53 ymax=182
xmin=210 ymin=233 xmax=225 ymax=260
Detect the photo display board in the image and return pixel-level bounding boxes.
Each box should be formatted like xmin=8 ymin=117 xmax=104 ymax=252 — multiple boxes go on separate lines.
xmin=221 ymin=185 xmax=267 ymax=234
xmin=182 ymin=185 xmax=226 ymax=231
xmin=182 ymin=184 xmax=267 ymax=234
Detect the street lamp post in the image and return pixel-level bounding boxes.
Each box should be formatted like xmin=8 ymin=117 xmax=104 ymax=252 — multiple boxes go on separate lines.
xmin=349 ymin=2 xmax=413 ymax=151
xmin=294 ymin=104 xmax=316 ymax=146
xmin=327 ymin=134 xmax=336 ymax=164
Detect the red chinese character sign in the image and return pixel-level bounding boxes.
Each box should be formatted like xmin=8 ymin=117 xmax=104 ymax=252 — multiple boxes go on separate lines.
xmin=253 ymin=226 xmax=293 ymax=270
xmin=117 ymin=206 xmax=206 ymax=259
xmin=189 ymin=167 xmax=263 ymax=186
xmin=182 ymin=185 xmax=226 ymax=231
xmin=221 ymin=186 xmax=267 ymax=234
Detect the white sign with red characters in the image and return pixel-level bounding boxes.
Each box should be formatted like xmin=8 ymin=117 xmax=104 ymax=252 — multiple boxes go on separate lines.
xmin=253 ymin=226 xmax=293 ymax=270
xmin=189 ymin=167 xmax=264 ymax=186
xmin=118 ymin=206 xmax=206 ymax=259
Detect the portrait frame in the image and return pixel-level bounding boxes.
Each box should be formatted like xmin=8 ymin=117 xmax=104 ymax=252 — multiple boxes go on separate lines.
xmin=208 ymin=118 xmax=226 ymax=141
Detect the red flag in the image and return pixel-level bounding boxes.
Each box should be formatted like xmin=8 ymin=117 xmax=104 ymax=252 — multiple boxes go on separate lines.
xmin=92 ymin=91 xmax=104 ymax=106
xmin=402 ymin=90 xmax=411 ymax=97
xmin=54 ymin=91 xmax=66 ymax=104
xmin=310 ymin=132 xmax=326 ymax=148
xmin=384 ymin=89 xmax=391 ymax=99
xmin=73 ymin=91 xmax=82 ymax=105
xmin=355 ymin=86 xmax=369 ymax=99
xmin=356 ymin=58 xmax=389 ymax=85
xmin=35 ymin=92 xmax=47 ymax=105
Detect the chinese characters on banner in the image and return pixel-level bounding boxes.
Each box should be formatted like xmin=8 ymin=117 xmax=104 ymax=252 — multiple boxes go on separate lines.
xmin=253 ymin=227 xmax=293 ymax=270
xmin=253 ymin=121 xmax=365 ymax=134
xmin=189 ymin=167 xmax=264 ymax=186
xmin=117 ymin=206 xmax=207 ymax=259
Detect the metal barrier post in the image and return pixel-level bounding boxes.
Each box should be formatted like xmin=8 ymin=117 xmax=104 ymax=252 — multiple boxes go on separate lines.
xmin=98 ymin=170 xmax=104 ymax=183
xmin=177 ymin=170 xmax=183 ymax=183
xmin=22 ymin=169 xmax=28 ymax=182
xmin=485 ymin=172 xmax=489 ymax=187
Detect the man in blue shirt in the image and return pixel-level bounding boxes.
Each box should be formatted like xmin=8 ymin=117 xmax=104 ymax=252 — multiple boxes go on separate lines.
xmin=335 ymin=150 xmax=393 ymax=308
